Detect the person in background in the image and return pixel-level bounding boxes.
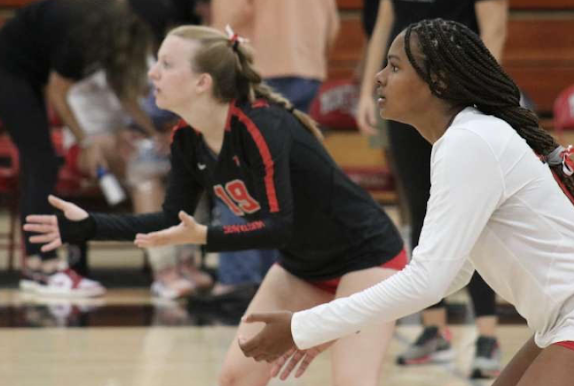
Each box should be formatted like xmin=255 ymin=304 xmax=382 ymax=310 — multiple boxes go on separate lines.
xmin=0 ymin=0 xmax=155 ymax=297
xmin=62 ymin=70 xmax=212 ymax=299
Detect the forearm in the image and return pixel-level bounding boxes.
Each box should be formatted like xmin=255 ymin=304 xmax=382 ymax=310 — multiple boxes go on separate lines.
xmin=481 ymin=28 xmax=506 ymax=63
xmin=292 ymin=258 xmax=452 ymax=349
xmin=90 ymin=211 xmax=179 ymax=241
xmin=47 ymin=83 xmax=86 ymax=144
xmin=206 ymin=218 xmax=292 ymax=252
xmin=360 ymin=0 xmax=394 ymax=97
xmin=477 ymin=0 xmax=508 ymax=63
xmin=121 ymin=98 xmax=156 ymax=137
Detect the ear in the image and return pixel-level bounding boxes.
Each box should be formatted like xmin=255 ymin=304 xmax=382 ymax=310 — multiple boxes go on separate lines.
xmin=195 ymin=73 xmax=213 ymax=95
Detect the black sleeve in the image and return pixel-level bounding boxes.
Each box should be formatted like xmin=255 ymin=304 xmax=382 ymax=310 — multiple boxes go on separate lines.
xmin=59 ymin=128 xmax=205 ymax=242
xmin=206 ymin=111 xmax=294 ymax=251
xmin=51 ymin=30 xmax=88 ymax=80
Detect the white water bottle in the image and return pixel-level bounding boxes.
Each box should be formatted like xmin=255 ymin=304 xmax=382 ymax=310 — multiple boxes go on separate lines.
xmin=97 ymin=166 xmax=126 ymax=206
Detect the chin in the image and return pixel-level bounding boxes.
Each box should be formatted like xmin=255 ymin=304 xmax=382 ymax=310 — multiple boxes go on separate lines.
xmin=380 ymin=110 xmax=407 ymax=126
xmin=379 ymin=108 xmax=392 ymax=120
xmin=154 ymin=98 xmax=167 ymax=110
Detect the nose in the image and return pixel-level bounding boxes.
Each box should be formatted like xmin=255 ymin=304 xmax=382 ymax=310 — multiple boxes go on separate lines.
xmin=148 ymin=62 xmax=159 ymax=81
xmin=375 ymin=67 xmax=388 ymax=88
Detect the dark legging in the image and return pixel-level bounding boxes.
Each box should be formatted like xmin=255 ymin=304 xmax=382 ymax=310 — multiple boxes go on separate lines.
xmin=387 ymin=120 xmax=496 ymax=317
xmin=0 ymin=66 xmax=60 ymax=261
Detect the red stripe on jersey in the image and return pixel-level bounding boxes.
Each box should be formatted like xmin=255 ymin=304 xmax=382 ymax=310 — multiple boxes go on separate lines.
xmin=252 ymin=99 xmax=269 ymax=109
xmin=170 ymin=119 xmax=201 ymax=143
xmin=225 ymin=100 xmax=235 ymax=132
xmin=233 ymin=107 xmax=280 ymax=213
xmin=170 ymin=119 xmax=188 ymax=143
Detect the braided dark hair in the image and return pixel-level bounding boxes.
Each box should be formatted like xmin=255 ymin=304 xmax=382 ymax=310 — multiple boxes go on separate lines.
xmin=404 ymin=18 xmax=574 ymax=200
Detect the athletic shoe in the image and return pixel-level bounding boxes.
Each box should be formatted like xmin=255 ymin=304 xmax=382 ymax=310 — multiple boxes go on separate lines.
xmin=397 ymin=326 xmax=455 ymax=365
xmin=19 ymin=267 xmax=48 ymax=292
xmin=151 ymin=266 xmax=196 ymax=300
xmin=471 ymin=336 xmax=501 ymax=379
xmin=34 ymin=268 xmax=105 ymax=298
xmin=151 ymin=278 xmax=195 ymax=300
xmin=178 ymin=262 xmax=214 ymax=290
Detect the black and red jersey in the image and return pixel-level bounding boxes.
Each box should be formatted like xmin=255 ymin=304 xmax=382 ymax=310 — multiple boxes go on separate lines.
xmin=87 ymin=99 xmax=403 ymax=280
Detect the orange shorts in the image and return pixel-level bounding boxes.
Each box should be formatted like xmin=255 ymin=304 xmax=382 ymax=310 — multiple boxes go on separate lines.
xmin=308 ymin=249 xmax=408 ymax=295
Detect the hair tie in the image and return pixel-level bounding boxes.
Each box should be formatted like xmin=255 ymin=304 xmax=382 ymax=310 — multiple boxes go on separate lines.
xmin=546 ymin=145 xmax=574 ymax=176
xmin=287 ymin=106 xmax=295 ymax=113
xmin=230 ymin=34 xmax=240 ymax=51
xmin=225 ymin=25 xmax=248 ymax=52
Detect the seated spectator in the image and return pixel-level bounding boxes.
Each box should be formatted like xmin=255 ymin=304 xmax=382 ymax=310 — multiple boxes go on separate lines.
xmin=63 ymin=70 xmax=212 ymax=299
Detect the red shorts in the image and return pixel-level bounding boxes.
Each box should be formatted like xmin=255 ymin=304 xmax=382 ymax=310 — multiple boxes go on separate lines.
xmin=308 ymin=249 xmax=408 ymax=295
xmin=554 ymin=341 xmax=574 ymax=351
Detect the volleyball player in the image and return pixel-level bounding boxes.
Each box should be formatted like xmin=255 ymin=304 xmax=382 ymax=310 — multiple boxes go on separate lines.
xmin=239 ymin=19 xmax=574 ymax=386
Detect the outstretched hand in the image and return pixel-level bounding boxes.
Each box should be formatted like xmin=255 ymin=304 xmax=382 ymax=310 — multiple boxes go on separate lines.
xmin=23 ymin=195 xmax=88 ymax=252
xmin=238 ymin=311 xmax=295 ymax=363
xmin=134 ymin=211 xmax=207 ymax=248
xmin=270 ymin=341 xmax=333 ymax=380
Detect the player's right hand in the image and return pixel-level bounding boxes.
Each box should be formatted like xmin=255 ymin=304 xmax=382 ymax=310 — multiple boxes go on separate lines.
xmin=356 ymin=95 xmax=379 ymax=136
xmin=23 ymin=195 xmax=88 ymax=252
xmin=83 ymin=142 xmax=108 ymax=178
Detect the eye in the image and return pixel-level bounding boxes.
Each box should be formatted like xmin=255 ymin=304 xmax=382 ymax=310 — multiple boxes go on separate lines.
xmin=162 ymin=60 xmax=171 ymax=68
xmin=391 ymin=65 xmax=399 ymax=73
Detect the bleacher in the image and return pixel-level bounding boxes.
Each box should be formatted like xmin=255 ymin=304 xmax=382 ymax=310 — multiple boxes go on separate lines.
xmin=2 ymin=0 xmax=573 ymax=116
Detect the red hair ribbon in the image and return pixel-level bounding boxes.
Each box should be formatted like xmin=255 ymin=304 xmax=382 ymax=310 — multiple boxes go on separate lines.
xmin=225 ymin=25 xmax=247 ymax=51
xmin=561 ymin=145 xmax=574 ymax=176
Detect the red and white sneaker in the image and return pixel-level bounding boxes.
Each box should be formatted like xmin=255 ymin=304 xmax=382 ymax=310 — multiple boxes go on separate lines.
xmin=151 ymin=266 xmax=195 ymax=300
xmin=34 ymin=268 xmax=106 ymax=298
xmin=19 ymin=267 xmax=49 ymax=292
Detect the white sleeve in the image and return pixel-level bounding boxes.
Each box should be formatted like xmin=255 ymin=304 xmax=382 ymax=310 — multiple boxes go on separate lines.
xmin=445 ymin=259 xmax=475 ymax=297
xmin=291 ymin=129 xmax=504 ymax=350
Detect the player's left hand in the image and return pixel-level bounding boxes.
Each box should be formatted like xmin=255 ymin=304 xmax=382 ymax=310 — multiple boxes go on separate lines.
xmin=238 ymin=311 xmax=295 ymax=363
xmin=134 ymin=211 xmax=207 ymax=247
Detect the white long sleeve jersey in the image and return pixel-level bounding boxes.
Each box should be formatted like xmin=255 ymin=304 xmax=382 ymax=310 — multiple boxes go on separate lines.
xmin=293 ymin=107 xmax=574 ymax=349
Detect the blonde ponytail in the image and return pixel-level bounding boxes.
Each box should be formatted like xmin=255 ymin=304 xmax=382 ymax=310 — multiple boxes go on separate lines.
xmin=168 ymin=25 xmax=323 ymax=141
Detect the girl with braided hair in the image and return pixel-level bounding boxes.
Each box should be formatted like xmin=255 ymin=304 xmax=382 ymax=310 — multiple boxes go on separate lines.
xmin=239 ymin=19 xmax=574 ymax=386
xmin=360 ymin=1 xmax=510 ymax=376
xmin=24 ymin=25 xmax=407 ymax=386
